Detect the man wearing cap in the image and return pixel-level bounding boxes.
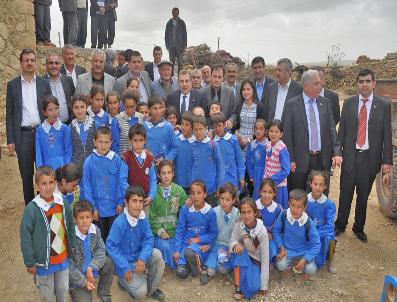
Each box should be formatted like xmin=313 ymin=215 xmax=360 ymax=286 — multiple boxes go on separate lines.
xmin=151 ymin=60 xmax=179 ymax=99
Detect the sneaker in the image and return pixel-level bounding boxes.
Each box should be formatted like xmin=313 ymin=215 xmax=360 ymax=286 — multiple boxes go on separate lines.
xmin=233 ymin=286 xmax=243 ymax=301
xmin=200 ymin=270 xmax=209 ymax=285
xmin=328 ymin=261 xmax=337 ymax=274
xmin=176 ymin=264 xmax=190 ymax=279
xmin=99 ymin=295 xmax=112 ymax=302
xmin=150 ymin=289 xmax=165 ymax=301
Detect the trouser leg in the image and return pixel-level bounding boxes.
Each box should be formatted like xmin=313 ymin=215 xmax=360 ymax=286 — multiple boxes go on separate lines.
xmin=54 ymin=269 xmax=69 ymax=302
xmin=97 ymin=256 xmax=114 ymax=297
xmin=146 ymin=249 xmax=165 ymax=295
xmin=17 ymin=130 xmax=36 ymax=205
xmin=91 ymin=15 xmax=98 ymax=48
xmin=335 ymin=167 xmax=356 ymax=230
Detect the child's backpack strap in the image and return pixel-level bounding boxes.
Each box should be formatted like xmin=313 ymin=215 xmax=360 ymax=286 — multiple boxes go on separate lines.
xmin=280 ymin=209 xmax=310 ymax=241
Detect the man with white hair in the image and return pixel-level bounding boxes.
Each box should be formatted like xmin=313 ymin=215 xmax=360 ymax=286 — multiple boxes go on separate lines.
xmin=60 ymin=44 xmax=87 ymax=87
xmin=201 ymin=65 xmax=211 ymax=88
xmin=191 ymin=68 xmax=203 ymax=90
xmin=282 ymin=69 xmax=342 ymax=192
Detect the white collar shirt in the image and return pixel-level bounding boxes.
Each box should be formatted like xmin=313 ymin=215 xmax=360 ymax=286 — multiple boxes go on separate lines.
xmin=21 ymin=74 xmax=41 ymax=127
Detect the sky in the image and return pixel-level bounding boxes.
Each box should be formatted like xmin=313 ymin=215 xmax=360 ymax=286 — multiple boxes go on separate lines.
xmin=50 ymin=0 xmax=397 ymax=65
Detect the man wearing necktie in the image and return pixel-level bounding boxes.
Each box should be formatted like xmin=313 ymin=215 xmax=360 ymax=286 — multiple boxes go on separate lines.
xmin=335 ymin=69 xmax=392 ymax=242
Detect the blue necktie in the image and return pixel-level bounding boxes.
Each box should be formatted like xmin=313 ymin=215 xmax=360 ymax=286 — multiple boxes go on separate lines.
xmin=181 ymin=95 xmax=187 ymax=114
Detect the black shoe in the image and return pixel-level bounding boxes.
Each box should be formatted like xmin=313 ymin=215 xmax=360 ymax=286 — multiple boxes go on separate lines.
xmin=354 ymin=231 xmax=368 ymax=242
xmin=334 ymin=227 xmax=344 ymax=236
xmin=150 ymin=289 xmax=165 ymax=301
xmin=200 ymin=271 xmax=209 ymax=285
xmin=176 ymin=264 xmax=190 ymax=279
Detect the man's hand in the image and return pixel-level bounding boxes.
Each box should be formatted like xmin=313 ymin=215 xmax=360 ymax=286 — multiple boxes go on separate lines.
xmin=233 ymin=243 xmax=243 ymax=255
xmin=294 ymin=258 xmax=306 ymax=272
xmin=199 ymin=244 xmax=210 ymax=253
xmin=84 ymin=280 xmax=96 ymax=291
xmin=160 ymin=232 xmax=169 ymax=240
xmin=124 ymin=271 xmax=132 ymax=282
xmin=225 ymin=120 xmax=233 ymax=129
xmin=135 ymin=260 xmax=146 ymax=274
xmin=143 ymin=197 xmax=152 ymax=207
xmin=332 ymin=156 xmax=343 ymax=167
xmin=382 ymin=164 xmax=392 ymax=174
xmin=93 ymin=210 xmax=99 ymax=221
xmin=86 ymin=267 xmax=95 ymax=285
xmin=290 ymin=162 xmax=296 ymax=173
xmin=7 ymin=144 xmax=16 ymax=156
xmin=277 ymin=247 xmax=287 ymax=261
xmin=26 ymin=266 xmax=36 ymax=275
xmin=116 ymin=205 xmax=123 ymax=214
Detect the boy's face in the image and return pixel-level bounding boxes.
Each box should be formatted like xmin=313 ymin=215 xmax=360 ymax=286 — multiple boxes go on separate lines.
xmin=130 ymin=134 xmax=146 ymax=154
xmin=289 ymin=199 xmax=306 ymax=219
xmin=159 ymin=165 xmax=174 ymax=187
xmin=310 ymin=175 xmax=326 ymax=199
xmin=125 ymin=194 xmax=144 ymax=218
xmin=94 ymin=133 xmax=112 ymax=155
xmin=138 ymin=105 xmax=150 ymax=119
xmin=107 ymin=96 xmax=120 ymax=116
xmin=74 ymin=211 xmax=93 ymax=235
xmin=150 ymin=103 xmax=163 ymax=122
xmin=124 ymin=98 xmax=137 ymax=117
xmin=213 ymin=122 xmax=225 ymax=137
xmin=36 ymin=175 xmax=56 ymax=200
xmin=91 ymin=93 xmax=104 ymax=113
xmin=72 ymin=100 xmax=87 ymax=121
xmin=219 ymin=191 xmax=234 ymax=214
xmin=209 ymin=104 xmax=221 ymax=116
xmin=167 ymin=113 xmax=177 ymax=127
xmin=193 ymin=122 xmax=207 ymax=141
xmin=181 ymin=119 xmax=193 ymax=137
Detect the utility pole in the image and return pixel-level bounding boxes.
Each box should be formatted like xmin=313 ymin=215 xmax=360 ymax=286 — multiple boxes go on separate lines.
xmin=217 ymin=37 xmax=220 ymax=51
xmin=247 ymin=53 xmax=250 ymax=65
xmin=58 ymin=32 xmax=62 ymax=48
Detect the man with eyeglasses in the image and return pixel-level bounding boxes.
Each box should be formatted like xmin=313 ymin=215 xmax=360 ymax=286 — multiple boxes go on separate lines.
xmin=6 ymin=49 xmax=52 ymax=205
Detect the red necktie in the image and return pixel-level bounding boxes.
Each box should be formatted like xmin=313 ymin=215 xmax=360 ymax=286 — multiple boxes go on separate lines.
xmin=357 ymin=99 xmax=368 ymax=147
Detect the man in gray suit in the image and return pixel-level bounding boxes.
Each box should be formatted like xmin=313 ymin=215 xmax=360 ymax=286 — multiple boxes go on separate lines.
xmin=114 ymin=50 xmax=152 ymax=103
xmin=223 ymin=62 xmax=241 ymax=105
xmin=264 ymin=58 xmax=303 ymax=122
xmin=202 ymin=65 xmax=237 ymax=128
xmin=60 ymin=44 xmax=87 ymax=87
xmin=76 ymin=49 xmax=115 ymax=95
xmin=151 ymin=60 xmax=179 ymax=100
xmin=282 ymin=69 xmax=342 ymax=192
xmin=251 ymin=56 xmax=274 ymax=104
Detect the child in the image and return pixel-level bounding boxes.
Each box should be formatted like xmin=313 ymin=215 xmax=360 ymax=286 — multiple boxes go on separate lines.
xmin=69 ymin=200 xmax=114 ymax=302
xmin=256 ymin=178 xmax=282 ymax=262
xmin=107 ymin=91 xmax=120 ymax=124
xmin=174 ymin=111 xmax=195 ymax=192
xmin=273 ymin=189 xmax=321 ymax=278
xmin=70 ymin=94 xmax=100 ymax=168
xmin=165 ymin=105 xmax=181 ymax=136
xmin=229 ymin=197 xmax=269 ymax=300
xmin=122 ymin=124 xmax=157 ymax=210
xmin=55 ymin=163 xmax=81 ymax=208
xmin=144 ymin=96 xmax=178 ymax=163
xmin=201 ymin=183 xmax=239 ymax=285
xmin=246 ymin=119 xmax=268 ymax=200
xmin=208 ymin=101 xmax=222 ymax=131
xmin=106 ymin=185 xmax=166 ymax=301
xmin=127 ymin=77 xmax=140 ymax=90
xmin=137 ymin=101 xmax=150 ymax=120
xmin=211 ymin=112 xmax=245 ymax=191
xmin=264 ymin=120 xmax=290 ymax=209
xmin=174 ymin=180 xmax=218 ymax=282
xmin=36 ymin=95 xmax=73 ymax=169
xmin=149 ymin=160 xmax=188 ymax=270
xmin=81 ymin=126 xmax=129 ymax=241
xmin=20 ymin=166 xmax=75 ymax=302
xmin=191 ymin=115 xmax=225 ymax=207
xmin=306 ymin=170 xmax=337 ymax=273
xmin=87 ymin=85 xmax=110 ymax=127
xmin=111 ymin=89 xmax=144 ymax=154
xmin=192 ymin=106 xmax=205 ymax=117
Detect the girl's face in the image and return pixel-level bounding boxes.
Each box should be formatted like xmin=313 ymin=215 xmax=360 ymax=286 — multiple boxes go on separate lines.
xmin=159 ymin=165 xmax=174 ymax=187
xmin=181 ymin=119 xmax=193 ymax=138
xmin=259 ymin=183 xmax=275 ymax=207
xmin=59 ymin=178 xmax=79 ymax=194
xmin=124 ymin=98 xmax=137 ymax=117
xmin=150 ymin=103 xmax=163 ymax=122
xmin=72 ymin=100 xmax=87 ymax=122
xmin=128 ymin=79 xmax=139 ymax=90
xmin=44 ymin=102 xmax=59 ymax=122
xmin=242 ymin=83 xmax=254 ymax=101
xmin=209 ymin=104 xmax=221 ymax=116
xmin=310 ymin=175 xmax=326 ymax=199
xmin=193 ymin=123 xmax=207 ymax=141
xmin=167 ymin=113 xmax=177 ymax=127
xmin=91 ymin=93 xmax=104 ymax=113
xmin=219 ymin=191 xmax=234 ymax=214
xmin=190 ymin=184 xmax=207 ymax=209
xmin=138 ymin=105 xmax=150 ymax=119
xmin=268 ymin=125 xmax=283 ymax=144
xmin=107 ymin=96 xmax=120 ymax=117
xmin=254 ymin=122 xmax=267 ymax=140
xmin=240 ymin=203 xmax=257 ymax=227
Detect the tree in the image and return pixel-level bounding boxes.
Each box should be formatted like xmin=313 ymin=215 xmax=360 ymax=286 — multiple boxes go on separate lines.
xmin=326 ymin=44 xmax=345 ymax=81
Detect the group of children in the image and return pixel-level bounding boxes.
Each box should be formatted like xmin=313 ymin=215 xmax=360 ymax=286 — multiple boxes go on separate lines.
xmin=21 ymin=83 xmax=338 ymax=301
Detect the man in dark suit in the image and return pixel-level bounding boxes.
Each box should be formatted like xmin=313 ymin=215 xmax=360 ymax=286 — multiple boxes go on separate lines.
xmin=165 ymin=7 xmax=187 ymax=69
xmin=6 ymin=49 xmax=52 ymax=205
xmin=116 ymin=49 xmax=132 ymax=79
xmin=145 ymin=46 xmax=162 ymax=82
xmin=263 ymin=58 xmax=303 ymax=122
xmin=60 ymin=44 xmax=87 ymax=87
xmin=283 ymin=69 xmax=342 ymax=193
xmin=224 ymin=62 xmax=241 ymax=105
xmin=251 ymin=56 xmax=275 ymax=104
xmin=166 ymin=69 xmax=206 ymax=123
xmin=45 ymin=54 xmax=75 ymax=123
xmin=335 ymin=69 xmax=392 ymax=242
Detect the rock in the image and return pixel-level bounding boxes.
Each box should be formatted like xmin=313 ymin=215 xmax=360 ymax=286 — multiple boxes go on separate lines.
xmin=0 ymin=23 xmax=9 ymax=39
xmin=13 ymin=0 xmax=34 ymax=15
xmin=16 ymin=22 xmax=25 ymax=32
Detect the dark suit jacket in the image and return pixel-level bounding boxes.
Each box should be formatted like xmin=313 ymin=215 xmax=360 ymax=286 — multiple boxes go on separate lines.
xmin=324 ymin=88 xmax=340 ymax=125
xmin=60 ymin=64 xmax=87 ymax=77
xmin=6 ymin=75 xmax=52 ymax=153
xmin=254 ymin=76 xmax=275 ymax=104
xmin=234 ymin=100 xmax=266 ymax=132
xmin=202 ymin=85 xmax=238 ymax=124
xmin=263 ymin=79 xmax=303 ymax=122
xmin=145 ymin=62 xmax=155 ymax=81
xmin=338 ymin=95 xmax=392 ymax=176
xmin=116 ymin=63 xmax=129 ymax=79
xmin=282 ymin=95 xmax=341 ymax=173
xmin=166 ymin=89 xmax=206 ymax=123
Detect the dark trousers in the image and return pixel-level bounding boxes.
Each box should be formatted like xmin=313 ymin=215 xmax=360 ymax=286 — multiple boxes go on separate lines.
xmin=34 ymin=3 xmax=51 ymax=42
xmin=91 ymin=14 xmax=106 ymax=48
xmin=105 ymin=13 xmax=116 ymax=46
xmin=76 ymin=8 xmax=88 ymax=47
xmin=17 ymin=129 xmax=36 ymax=205
xmin=62 ymin=12 xmax=78 ymax=45
xmin=96 ymin=215 xmax=117 ymax=242
xmin=169 ymin=47 xmax=184 ymax=69
xmin=335 ymin=150 xmax=376 ymax=232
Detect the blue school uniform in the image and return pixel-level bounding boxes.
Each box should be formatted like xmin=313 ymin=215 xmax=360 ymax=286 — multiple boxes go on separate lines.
xmin=88 ymin=106 xmax=110 ymax=127
xmin=245 ymin=139 xmax=267 ymax=200
xmin=214 ymin=132 xmax=245 ymax=189
xmin=306 ymin=193 xmax=336 ymax=268
xmin=175 ymin=134 xmax=195 ymax=188
xmin=106 ymin=209 xmax=154 ymax=277
xmin=35 ymin=119 xmax=73 ymax=169
xmin=144 ymin=119 xmax=178 ymax=161
xmin=81 ymin=150 xmax=128 ymax=217
xmin=174 ymin=203 xmax=218 ymax=265
xmin=190 ymin=137 xmax=225 ymax=194
xmin=205 ymin=205 xmax=239 ymax=272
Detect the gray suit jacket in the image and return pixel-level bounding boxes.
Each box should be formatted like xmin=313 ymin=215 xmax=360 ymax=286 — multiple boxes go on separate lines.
xmin=76 ymin=71 xmax=115 ymax=95
xmin=114 ymin=71 xmax=152 ymax=97
xmin=338 ymin=95 xmax=392 ymax=175
xmin=151 ymin=77 xmax=179 ymax=100
xmin=203 ymin=85 xmax=238 ymax=124
xmin=324 ymin=88 xmax=340 ymax=125
xmin=263 ymin=79 xmax=303 ymax=122
xmin=282 ymin=94 xmax=341 ymax=173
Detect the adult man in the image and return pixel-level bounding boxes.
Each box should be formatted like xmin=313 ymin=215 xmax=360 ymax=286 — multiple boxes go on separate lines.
xmin=116 ymin=49 xmax=131 ymax=78
xmin=201 ymin=65 xmax=211 ymax=88
xmin=166 ymin=69 xmax=206 ymax=123
xmin=191 ymin=69 xmax=203 ymax=90
xmin=45 ymin=54 xmax=75 ymax=123
xmin=76 ymin=49 xmax=115 ymax=95
xmin=6 ymin=49 xmax=52 ymax=205
xmin=335 ymin=69 xmax=392 ymax=242
xmin=34 ymin=0 xmax=55 ymax=46
xmin=224 ymin=62 xmax=241 ymax=104
xmin=263 ymin=58 xmax=302 ymax=122
xmin=251 ymin=56 xmax=274 ymax=104
xmin=76 ymin=0 xmax=88 ymax=48
xmin=105 ymin=0 xmax=118 ymax=48
xmin=114 ymin=50 xmax=152 ymax=103
xmin=165 ymin=7 xmax=187 ymax=69
xmin=60 ymin=44 xmax=87 ymax=87
xmin=58 ymin=0 xmax=78 ymax=45
xmin=104 ymin=49 xmax=117 ymax=77
xmin=203 ymin=65 xmax=237 ymax=128
xmin=145 ymin=46 xmax=162 ymax=82
xmin=151 ymin=60 xmax=179 ymax=99
xmin=312 ymin=66 xmax=340 ymax=125
xmin=283 ymin=69 xmax=342 ymax=192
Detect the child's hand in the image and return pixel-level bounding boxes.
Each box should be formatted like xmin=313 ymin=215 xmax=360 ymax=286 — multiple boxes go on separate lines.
xmin=143 ymin=197 xmax=152 ymax=207
xmin=233 ymin=243 xmax=243 ymax=255
xmin=278 ymin=247 xmax=287 ymax=260
xmin=26 ymin=266 xmax=36 ymax=275
xmin=188 ymin=237 xmax=200 ymax=244
xmin=173 ymin=252 xmax=180 ymax=264
xmin=124 ymin=271 xmax=132 ymax=282
xmin=175 ymin=124 xmax=182 ymax=131
xmin=86 ymin=267 xmax=95 ymax=285
xmin=185 ymin=197 xmax=192 ymax=208
xmin=199 ymin=244 xmax=210 ymax=253
xmin=160 ymin=232 xmax=169 ymax=240
xmin=294 ymin=258 xmax=306 ymax=272
xmin=267 ymin=232 xmax=273 ymax=241
xmin=116 ymin=205 xmax=123 ymax=214
xmin=84 ymin=280 xmax=96 ymax=291
xmin=93 ymin=210 xmax=99 ymax=221
xmin=135 ymin=260 xmax=146 ymax=274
